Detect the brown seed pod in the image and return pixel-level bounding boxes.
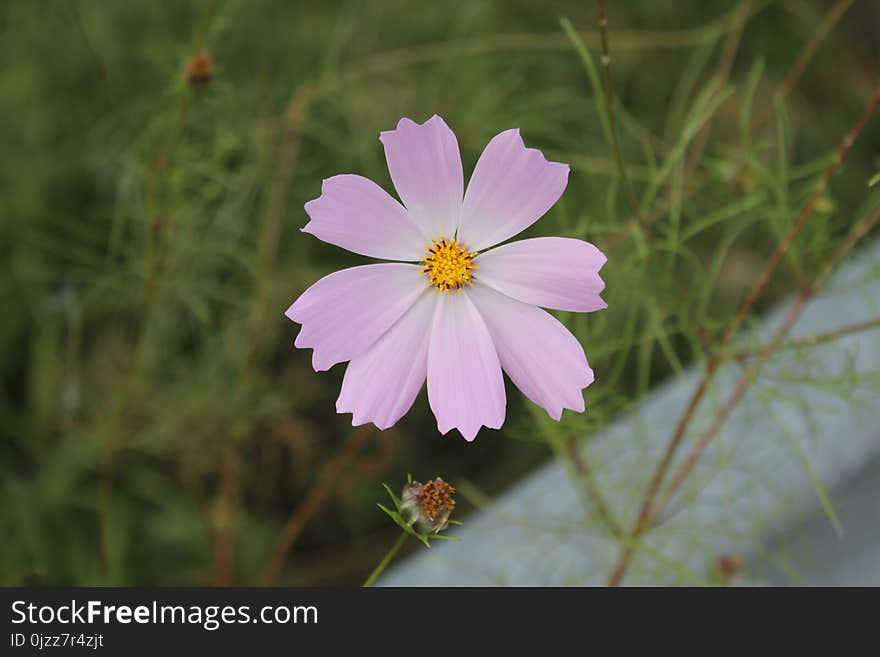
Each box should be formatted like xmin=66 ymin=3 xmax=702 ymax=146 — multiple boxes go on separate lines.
xmin=183 ymin=52 xmax=214 ymax=87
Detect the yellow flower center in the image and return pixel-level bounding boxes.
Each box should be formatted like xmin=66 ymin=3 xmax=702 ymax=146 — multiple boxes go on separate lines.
xmin=422 ymin=237 xmax=476 ymax=292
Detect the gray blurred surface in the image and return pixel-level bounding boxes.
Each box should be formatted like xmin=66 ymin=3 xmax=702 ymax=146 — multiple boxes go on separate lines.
xmin=382 ymin=240 xmax=880 ymax=586
xmin=755 ymin=451 xmax=880 ymax=586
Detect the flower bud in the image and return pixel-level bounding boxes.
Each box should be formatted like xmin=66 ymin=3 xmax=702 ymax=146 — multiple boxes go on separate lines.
xmin=715 ymin=554 xmax=743 ymax=579
xmin=183 ymin=52 xmax=214 ymax=87
xmin=400 ymin=477 xmax=456 ymax=534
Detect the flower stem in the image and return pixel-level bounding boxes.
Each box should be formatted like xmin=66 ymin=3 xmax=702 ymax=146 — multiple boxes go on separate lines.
xmin=363 ymin=531 xmax=408 ymax=587
xmin=594 ymin=0 xmax=639 ymax=221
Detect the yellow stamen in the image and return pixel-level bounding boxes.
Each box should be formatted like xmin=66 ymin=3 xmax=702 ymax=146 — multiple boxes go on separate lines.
xmin=422 ymin=236 xmax=476 ymax=292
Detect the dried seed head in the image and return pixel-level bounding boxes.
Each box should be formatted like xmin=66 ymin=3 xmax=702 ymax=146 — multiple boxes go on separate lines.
xmin=400 ymin=477 xmax=456 ymax=533
xmin=715 ymin=554 xmax=743 ymax=580
xmin=183 ymin=52 xmax=214 ymax=87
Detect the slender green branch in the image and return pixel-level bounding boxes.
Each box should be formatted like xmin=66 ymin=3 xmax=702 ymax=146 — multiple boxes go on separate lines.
xmin=655 ymin=204 xmax=880 ymax=522
xmin=683 ymin=0 xmax=751 ymax=180
xmin=595 ymin=0 xmax=640 ymax=220
xmin=771 ymin=0 xmax=854 ymax=110
xmin=567 ymin=438 xmax=624 ymax=538
xmin=607 ymin=84 xmax=880 ymax=587
xmin=363 ymin=532 xmax=409 ymax=587
xmin=733 ymin=316 xmax=880 ymax=362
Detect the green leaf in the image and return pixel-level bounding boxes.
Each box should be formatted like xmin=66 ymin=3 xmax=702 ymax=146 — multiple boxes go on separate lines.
xmin=377 ymin=504 xmax=430 ymax=547
xmin=381 ymin=483 xmax=402 ymax=511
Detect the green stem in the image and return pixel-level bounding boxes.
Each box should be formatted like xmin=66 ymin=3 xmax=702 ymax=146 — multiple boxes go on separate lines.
xmin=363 ymin=531 xmax=408 ymax=587
xmin=595 ymin=0 xmax=640 ymax=220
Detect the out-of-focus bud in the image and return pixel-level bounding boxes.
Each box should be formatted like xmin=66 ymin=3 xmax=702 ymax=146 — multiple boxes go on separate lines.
xmin=183 ymin=52 xmax=214 ymax=87
xmin=713 ymin=553 xmax=744 ymax=585
xmin=400 ymin=477 xmax=456 ymax=534
xmin=716 ymin=554 xmax=742 ymax=577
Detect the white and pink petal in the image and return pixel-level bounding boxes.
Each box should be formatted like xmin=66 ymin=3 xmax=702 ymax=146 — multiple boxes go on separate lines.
xmin=336 ymin=291 xmax=438 ymax=430
xmin=469 ymin=284 xmax=594 ymax=421
xmin=427 ymin=292 xmax=506 ymax=441
xmin=286 ymin=263 xmax=425 ymax=371
xmin=303 ymin=174 xmax=427 ymax=260
xmin=474 ymin=237 xmax=606 ymax=312
xmin=380 ymin=115 xmax=463 ymax=240
xmin=457 ymin=129 xmax=569 ymax=251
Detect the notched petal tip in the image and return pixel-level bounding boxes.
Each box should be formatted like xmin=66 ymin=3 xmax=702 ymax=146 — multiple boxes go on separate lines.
xmin=336 ymin=397 xmax=397 ymax=431
xmin=292 ymin=330 xmax=334 ymax=372
xmin=548 ymin=398 xmax=586 ymax=422
xmin=289 ymin=330 xmax=335 ymax=373
xmin=541 ymin=394 xmax=586 ymax=423
xmin=439 ymin=422 xmax=478 ymax=442
xmin=379 ymin=116 xmax=417 ymax=141
xmin=592 ymin=246 xmax=609 ymax=271
xmin=538 ymin=376 xmax=589 ymax=421
xmin=544 ymin=384 xmax=589 ymax=421
xmin=394 ymin=116 xmax=419 ymax=129
xmin=304 ymin=176 xmax=338 ymax=211
xmin=498 ymin=127 xmax=571 ymax=172
xmin=379 ymin=115 xmax=453 ymax=147
xmin=311 ymin=350 xmax=334 ymax=373
xmin=438 ymin=417 xmax=504 ymax=442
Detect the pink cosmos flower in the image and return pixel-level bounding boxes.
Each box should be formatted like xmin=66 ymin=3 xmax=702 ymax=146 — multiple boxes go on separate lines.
xmin=286 ymin=116 xmax=607 ymax=441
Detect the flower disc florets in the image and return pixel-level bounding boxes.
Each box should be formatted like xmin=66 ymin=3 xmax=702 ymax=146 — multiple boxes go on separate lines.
xmin=422 ymin=237 xmax=475 ymax=292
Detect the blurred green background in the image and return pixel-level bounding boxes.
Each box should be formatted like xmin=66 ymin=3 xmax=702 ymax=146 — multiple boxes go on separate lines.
xmin=1 ymin=0 xmax=878 ymax=585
